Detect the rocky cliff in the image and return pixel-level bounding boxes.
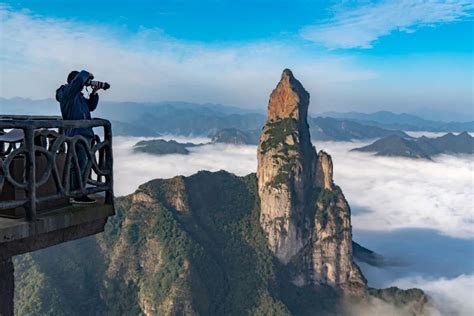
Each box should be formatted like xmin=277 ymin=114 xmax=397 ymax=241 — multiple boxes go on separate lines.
xmin=257 ymin=69 xmax=316 ymax=264
xmin=312 ymin=151 xmax=366 ymax=295
xmin=13 ymin=170 xmax=430 ymax=316
xmin=257 ymin=69 xmax=365 ymax=294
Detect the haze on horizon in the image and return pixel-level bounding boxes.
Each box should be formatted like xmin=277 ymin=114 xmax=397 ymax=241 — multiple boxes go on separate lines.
xmin=0 ymin=0 xmax=473 ymax=120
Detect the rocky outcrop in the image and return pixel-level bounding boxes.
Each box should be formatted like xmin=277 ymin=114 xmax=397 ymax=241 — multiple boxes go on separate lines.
xmin=257 ymin=69 xmax=366 ymax=294
xmin=312 ymin=151 xmax=367 ymax=296
xmin=257 ymin=69 xmax=316 ymax=264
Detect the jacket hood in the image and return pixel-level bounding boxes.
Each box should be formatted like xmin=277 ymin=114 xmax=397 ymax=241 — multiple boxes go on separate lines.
xmin=56 ymin=85 xmax=65 ymax=102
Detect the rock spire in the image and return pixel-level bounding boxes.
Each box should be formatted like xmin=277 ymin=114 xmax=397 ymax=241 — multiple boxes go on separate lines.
xmin=257 ymin=69 xmax=316 ymax=263
xmin=257 ymin=69 xmax=366 ymax=294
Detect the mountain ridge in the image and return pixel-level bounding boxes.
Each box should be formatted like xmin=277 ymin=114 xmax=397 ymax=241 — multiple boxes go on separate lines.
xmin=322 ymin=111 xmax=474 ymax=132
xmin=353 ymin=132 xmax=474 ymax=159
xmin=2 ymin=97 xmax=471 ymax=134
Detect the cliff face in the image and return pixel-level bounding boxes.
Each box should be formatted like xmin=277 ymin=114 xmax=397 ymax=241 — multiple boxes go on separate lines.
xmin=257 ymin=69 xmax=316 ymax=264
xmin=312 ymin=151 xmax=367 ymax=295
xmin=97 ymin=171 xmax=294 ymax=316
xmin=258 ymin=69 xmax=366 ymax=294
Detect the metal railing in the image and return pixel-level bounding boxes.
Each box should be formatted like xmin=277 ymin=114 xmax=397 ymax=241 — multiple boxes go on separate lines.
xmin=0 ymin=116 xmax=114 ymax=220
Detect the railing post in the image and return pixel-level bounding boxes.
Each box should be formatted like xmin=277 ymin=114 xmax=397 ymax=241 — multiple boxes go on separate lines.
xmin=104 ymin=122 xmax=114 ymax=205
xmin=24 ymin=126 xmax=36 ymax=221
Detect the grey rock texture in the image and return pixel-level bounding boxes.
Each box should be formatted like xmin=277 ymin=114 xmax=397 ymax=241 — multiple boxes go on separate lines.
xmin=257 ymin=69 xmax=366 ymax=295
xmin=257 ymin=69 xmax=316 ymax=264
xmin=312 ymin=151 xmax=367 ymax=296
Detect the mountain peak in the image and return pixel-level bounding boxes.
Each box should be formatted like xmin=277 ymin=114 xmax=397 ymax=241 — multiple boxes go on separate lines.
xmin=257 ymin=70 xmax=366 ymax=296
xmin=267 ymin=68 xmax=310 ymax=122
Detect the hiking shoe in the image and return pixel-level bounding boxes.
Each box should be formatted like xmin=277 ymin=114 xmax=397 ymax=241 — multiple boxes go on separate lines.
xmin=71 ymin=196 xmax=96 ymax=204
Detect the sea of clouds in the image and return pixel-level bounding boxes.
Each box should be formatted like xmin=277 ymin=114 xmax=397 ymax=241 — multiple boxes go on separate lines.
xmin=113 ymin=135 xmax=474 ymax=315
xmin=324 ymin=141 xmax=474 ymax=239
xmin=115 ymin=136 xmax=474 ymax=239
xmin=113 ymin=136 xmax=256 ymax=196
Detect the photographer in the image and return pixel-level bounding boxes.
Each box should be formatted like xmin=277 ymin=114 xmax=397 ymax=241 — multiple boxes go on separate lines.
xmin=56 ymin=70 xmax=108 ymax=204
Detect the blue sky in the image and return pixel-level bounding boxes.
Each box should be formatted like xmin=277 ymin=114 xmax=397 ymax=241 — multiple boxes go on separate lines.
xmin=0 ymin=0 xmax=473 ymax=118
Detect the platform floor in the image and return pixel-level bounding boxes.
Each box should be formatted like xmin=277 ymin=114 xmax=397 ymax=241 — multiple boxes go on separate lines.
xmin=0 ymin=197 xmax=114 ymax=259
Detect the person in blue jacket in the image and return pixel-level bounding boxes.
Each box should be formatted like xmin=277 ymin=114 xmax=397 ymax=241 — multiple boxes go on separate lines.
xmin=56 ymin=70 xmax=100 ymax=204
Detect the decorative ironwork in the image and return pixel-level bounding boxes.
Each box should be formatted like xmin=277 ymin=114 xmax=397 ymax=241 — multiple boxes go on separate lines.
xmin=0 ymin=116 xmax=114 ymax=220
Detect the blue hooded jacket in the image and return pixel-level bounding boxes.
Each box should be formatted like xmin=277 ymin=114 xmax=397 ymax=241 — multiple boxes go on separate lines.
xmin=56 ymin=70 xmax=99 ymax=137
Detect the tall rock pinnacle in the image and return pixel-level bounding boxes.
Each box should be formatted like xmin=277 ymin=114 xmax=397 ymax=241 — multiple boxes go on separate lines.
xmin=257 ymin=69 xmax=367 ymax=295
xmin=257 ymin=69 xmax=316 ymax=264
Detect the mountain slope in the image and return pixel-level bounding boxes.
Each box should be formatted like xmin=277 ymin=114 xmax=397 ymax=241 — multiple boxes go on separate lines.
xmin=322 ymin=111 xmax=474 ymax=132
xmin=2 ymin=97 xmax=442 ymax=140
xmin=15 ymin=171 xmax=342 ymax=315
xmin=353 ymin=132 xmax=474 ymax=159
xmin=14 ymin=170 xmax=429 ymax=315
xmin=310 ymin=117 xmax=411 ymax=141
xmin=210 ymin=128 xmax=261 ymax=145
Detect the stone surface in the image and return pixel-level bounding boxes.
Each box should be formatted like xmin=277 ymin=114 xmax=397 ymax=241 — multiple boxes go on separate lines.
xmin=0 ymin=198 xmax=114 ymax=260
xmin=257 ymin=69 xmax=316 ymax=264
xmin=257 ymin=69 xmax=366 ymax=294
xmin=267 ymin=69 xmax=309 ymax=122
xmin=312 ymin=151 xmax=367 ymax=295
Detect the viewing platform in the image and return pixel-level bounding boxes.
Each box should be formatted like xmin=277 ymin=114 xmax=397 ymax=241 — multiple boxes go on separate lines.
xmin=0 ymin=115 xmax=115 ymax=315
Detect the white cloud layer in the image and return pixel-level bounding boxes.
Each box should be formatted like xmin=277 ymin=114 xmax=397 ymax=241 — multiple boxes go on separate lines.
xmin=323 ymin=140 xmax=474 ymax=239
xmin=113 ymin=136 xmax=257 ymax=196
xmin=301 ymin=0 xmax=474 ymax=49
xmin=392 ymin=274 xmax=474 ymax=316
xmin=113 ymin=136 xmax=474 ymax=239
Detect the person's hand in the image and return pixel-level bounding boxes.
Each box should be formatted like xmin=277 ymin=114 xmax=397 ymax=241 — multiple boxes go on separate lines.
xmin=92 ymin=86 xmax=100 ymax=95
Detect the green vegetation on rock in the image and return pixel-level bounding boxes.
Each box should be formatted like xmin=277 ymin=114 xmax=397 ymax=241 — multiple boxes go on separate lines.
xmin=260 ymin=118 xmax=299 ymax=154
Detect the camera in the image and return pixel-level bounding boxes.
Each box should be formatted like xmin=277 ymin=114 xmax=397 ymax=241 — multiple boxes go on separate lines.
xmin=86 ymin=79 xmax=110 ymax=90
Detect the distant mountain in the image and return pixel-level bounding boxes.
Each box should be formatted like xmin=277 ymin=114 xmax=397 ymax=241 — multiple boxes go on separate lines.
xmin=323 ymin=111 xmax=430 ymax=126
xmin=133 ymin=139 xmax=201 ymax=155
xmin=101 ymin=101 xmax=266 ymax=135
xmin=108 ymin=116 xmax=411 ymax=142
xmin=207 ymin=119 xmax=410 ymax=144
xmin=309 ymin=117 xmax=411 ymax=141
xmin=2 ymin=97 xmax=472 ymax=138
xmin=111 ymin=120 xmax=159 ymax=137
xmin=97 ymin=100 xmax=265 ymax=123
xmin=0 ymin=97 xmax=264 ymax=122
xmin=322 ymin=110 xmax=474 ymax=132
xmin=352 ymin=132 xmax=474 ymax=159
xmin=210 ymin=128 xmax=260 ymax=145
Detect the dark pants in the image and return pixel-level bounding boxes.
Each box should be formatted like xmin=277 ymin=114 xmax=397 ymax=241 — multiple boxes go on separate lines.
xmin=72 ymin=135 xmax=93 ymax=190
